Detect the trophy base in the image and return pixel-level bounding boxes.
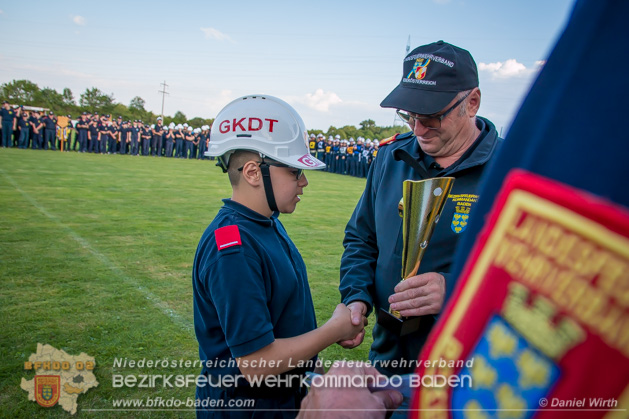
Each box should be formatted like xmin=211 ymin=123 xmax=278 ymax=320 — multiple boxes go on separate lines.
xmin=377 ymin=308 xmax=422 ymax=336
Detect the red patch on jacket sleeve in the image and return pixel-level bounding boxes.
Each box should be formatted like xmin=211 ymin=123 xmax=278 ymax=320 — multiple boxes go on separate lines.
xmin=215 ymin=225 xmax=242 ymax=250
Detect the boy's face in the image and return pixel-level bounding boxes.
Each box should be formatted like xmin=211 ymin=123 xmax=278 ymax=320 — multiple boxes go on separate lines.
xmin=269 ymin=165 xmax=308 ymax=214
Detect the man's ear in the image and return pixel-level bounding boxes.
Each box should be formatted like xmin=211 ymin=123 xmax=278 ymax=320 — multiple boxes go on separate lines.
xmin=466 ymin=88 xmax=481 ymax=116
xmin=240 ymin=160 xmax=261 ymax=186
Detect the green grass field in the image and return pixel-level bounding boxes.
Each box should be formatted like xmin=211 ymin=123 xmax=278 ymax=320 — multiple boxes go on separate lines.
xmin=0 ymin=148 xmax=373 ymax=417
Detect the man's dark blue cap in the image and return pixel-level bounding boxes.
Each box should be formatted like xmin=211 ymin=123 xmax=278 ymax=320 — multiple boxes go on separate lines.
xmin=381 ymin=40 xmax=479 ymax=115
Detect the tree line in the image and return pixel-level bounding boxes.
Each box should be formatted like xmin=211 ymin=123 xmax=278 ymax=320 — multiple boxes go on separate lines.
xmin=0 ymin=79 xmax=404 ymax=140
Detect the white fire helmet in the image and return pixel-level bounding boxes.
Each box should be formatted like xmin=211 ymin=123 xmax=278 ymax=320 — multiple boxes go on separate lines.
xmin=206 ymin=94 xmax=325 ymax=170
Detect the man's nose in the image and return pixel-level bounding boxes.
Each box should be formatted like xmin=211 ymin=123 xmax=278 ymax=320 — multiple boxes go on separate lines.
xmin=412 ymin=118 xmax=432 ymax=136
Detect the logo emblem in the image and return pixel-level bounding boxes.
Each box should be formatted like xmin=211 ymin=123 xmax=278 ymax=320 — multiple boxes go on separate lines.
xmin=298 ymin=154 xmax=321 ymax=167
xmin=451 ymin=205 xmax=470 ymax=233
xmin=35 ymin=375 xmax=60 ymax=408
xmin=407 ymin=58 xmax=431 ymax=80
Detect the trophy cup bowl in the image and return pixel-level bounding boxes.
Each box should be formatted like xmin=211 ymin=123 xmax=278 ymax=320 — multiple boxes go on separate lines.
xmin=377 ymin=177 xmax=455 ymax=336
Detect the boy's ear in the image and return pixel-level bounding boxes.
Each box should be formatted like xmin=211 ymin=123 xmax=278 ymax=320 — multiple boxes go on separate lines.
xmin=240 ymin=160 xmax=261 ymax=186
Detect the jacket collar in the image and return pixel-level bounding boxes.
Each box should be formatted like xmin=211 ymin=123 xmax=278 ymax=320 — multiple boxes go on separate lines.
xmin=399 ymin=116 xmax=500 ymax=174
xmin=222 ymin=199 xmax=278 ymax=225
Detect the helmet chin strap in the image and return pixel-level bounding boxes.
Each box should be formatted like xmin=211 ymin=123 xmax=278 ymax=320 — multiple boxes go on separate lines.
xmin=258 ymin=161 xmax=279 ymax=213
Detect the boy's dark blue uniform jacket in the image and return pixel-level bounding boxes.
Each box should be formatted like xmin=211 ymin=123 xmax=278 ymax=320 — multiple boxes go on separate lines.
xmin=193 ymin=199 xmax=316 ymax=417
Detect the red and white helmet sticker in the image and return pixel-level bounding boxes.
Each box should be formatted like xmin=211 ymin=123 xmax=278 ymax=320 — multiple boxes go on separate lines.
xmin=298 ymin=154 xmax=321 ymax=167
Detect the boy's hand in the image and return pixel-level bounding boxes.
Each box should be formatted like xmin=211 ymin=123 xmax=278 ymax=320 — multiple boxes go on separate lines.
xmin=329 ymin=304 xmax=367 ymax=342
xmin=338 ymin=301 xmax=367 ymax=349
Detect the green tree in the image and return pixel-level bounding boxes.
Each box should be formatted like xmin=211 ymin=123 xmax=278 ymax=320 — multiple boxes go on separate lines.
xmin=187 ymin=117 xmax=211 ymax=128
xmin=36 ymin=87 xmax=65 ymax=110
xmin=359 ymin=119 xmax=376 ymax=130
xmin=339 ymin=125 xmax=358 ymax=139
xmin=129 ymin=96 xmax=146 ymax=112
xmin=79 ymin=87 xmax=115 ymax=112
xmin=0 ymin=79 xmax=40 ymax=104
xmin=111 ymin=103 xmax=129 ymax=120
xmin=172 ymin=111 xmax=187 ymax=124
xmin=62 ymin=88 xmax=76 ymax=106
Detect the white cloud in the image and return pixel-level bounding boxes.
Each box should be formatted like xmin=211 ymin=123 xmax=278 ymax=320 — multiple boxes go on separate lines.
xmin=200 ymin=27 xmax=232 ymax=42
xmin=0 ymin=9 xmax=4 ymax=14
xmin=204 ymin=89 xmax=234 ymax=115
xmin=293 ymin=89 xmax=343 ymax=112
xmin=432 ymin=0 xmax=452 ymax=4
xmin=72 ymin=15 xmax=86 ymax=26
xmin=478 ymin=59 xmax=539 ymax=79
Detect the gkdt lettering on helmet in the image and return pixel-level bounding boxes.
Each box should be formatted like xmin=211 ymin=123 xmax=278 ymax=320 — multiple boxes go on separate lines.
xmin=218 ymin=118 xmax=279 ymax=134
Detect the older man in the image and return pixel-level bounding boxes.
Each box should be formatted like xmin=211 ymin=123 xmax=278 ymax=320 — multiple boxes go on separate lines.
xmin=339 ymin=41 xmax=502 ymax=376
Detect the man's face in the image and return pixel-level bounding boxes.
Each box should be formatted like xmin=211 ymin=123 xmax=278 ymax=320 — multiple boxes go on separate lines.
xmin=408 ymin=92 xmax=472 ymax=159
xmin=269 ymin=165 xmax=308 ymax=214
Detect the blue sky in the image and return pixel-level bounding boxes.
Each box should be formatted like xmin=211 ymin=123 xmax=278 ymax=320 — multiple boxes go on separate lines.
xmin=0 ymin=0 xmax=576 ymax=134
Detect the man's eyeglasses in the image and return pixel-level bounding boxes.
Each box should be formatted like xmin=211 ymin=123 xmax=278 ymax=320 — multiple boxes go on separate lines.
xmin=238 ymin=160 xmax=304 ymax=181
xmin=396 ymin=90 xmax=472 ymax=129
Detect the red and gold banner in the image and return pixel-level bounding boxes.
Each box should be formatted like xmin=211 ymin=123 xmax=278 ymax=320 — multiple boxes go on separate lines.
xmin=412 ymin=170 xmax=629 ymax=418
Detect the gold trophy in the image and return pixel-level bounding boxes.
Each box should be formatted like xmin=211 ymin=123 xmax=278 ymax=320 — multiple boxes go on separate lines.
xmin=377 ymin=177 xmax=455 ymax=336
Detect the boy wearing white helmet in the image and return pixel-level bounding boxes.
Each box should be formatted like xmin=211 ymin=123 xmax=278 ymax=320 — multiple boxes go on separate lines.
xmin=184 ymin=126 xmax=195 ymax=159
xmin=151 ymin=118 xmax=163 ymax=157
xmin=141 ymin=123 xmax=152 ymax=156
xmin=198 ymin=125 xmax=209 ymax=159
xmin=130 ymin=120 xmax=140 ymax=156
xmin=308 ymin=133 xmax=316 ymax=157
xmin=164 ymin=124 xmax=175 ymax=157
xmin=193 ymin=95 xmax=364 ymax=417
xmin=174 ymin=124 xmax=184 ymax=158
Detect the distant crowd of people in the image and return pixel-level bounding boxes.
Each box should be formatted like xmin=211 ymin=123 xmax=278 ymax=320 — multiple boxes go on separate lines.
xmin=0 ymin=102 xmax=211 ymax=159
xmin=1 ymin=101 xmax=382 ymax=176
xmin=310 ymin=134 xmax=380 ymax=178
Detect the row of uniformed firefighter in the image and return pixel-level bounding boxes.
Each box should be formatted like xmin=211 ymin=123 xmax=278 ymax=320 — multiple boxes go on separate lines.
xmin=308 ymin=134 xmax=380 ymax=178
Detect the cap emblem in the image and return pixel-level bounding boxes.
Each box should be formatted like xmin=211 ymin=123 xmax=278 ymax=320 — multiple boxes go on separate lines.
xmin=408 ymin=58 xmax=431 ymax=80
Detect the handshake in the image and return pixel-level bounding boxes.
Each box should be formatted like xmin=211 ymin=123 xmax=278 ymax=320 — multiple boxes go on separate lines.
xmin=330 ymin=271 xmax=447 ymax=348
xmin=324 ymin=303 xmax=368 ymax=347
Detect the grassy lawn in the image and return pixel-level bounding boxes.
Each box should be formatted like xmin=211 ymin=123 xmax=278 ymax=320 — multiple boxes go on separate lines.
xmin=0 ymin=148 xmax=374 ymax=417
